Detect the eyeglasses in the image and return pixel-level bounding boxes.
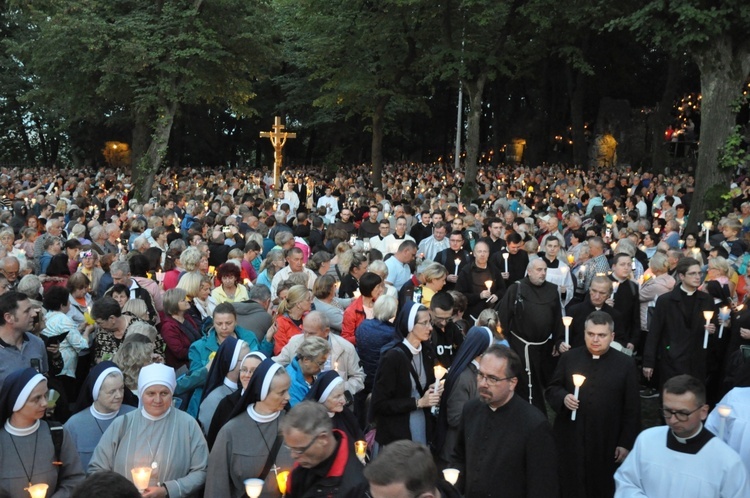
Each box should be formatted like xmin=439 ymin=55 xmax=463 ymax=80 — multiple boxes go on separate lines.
xmin=662 ymin=406 xmax=703 ymax=422
xmin=476 ymin=371 xmax=514 ymax=386
xmin=414 ymin=320 xmax=431 ymax=327
xmin=432 ymin=316 xmax=453 ymax=325
xmin=285 ymin=432 xmax=322 ymax=455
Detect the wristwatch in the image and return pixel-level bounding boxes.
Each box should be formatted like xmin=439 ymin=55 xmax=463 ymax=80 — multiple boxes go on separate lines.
xmin=160 ymin=483 xmax=170 ymax=497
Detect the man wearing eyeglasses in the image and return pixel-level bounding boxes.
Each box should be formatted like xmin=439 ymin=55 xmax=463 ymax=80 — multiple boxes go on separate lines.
xmin=281 ymin=401 xmax=368 ymax=498
xmin=615 ymin=375 xmax=749 ymax=497
xmin=546 ymin=311 xmax=640 ymax=498
xmin=450 ymin=345 xmax=558 ymax=498
xmin=643 ymin=257 xmax=717 ymax=388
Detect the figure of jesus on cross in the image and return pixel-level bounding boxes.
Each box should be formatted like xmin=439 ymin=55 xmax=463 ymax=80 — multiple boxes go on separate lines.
xmin=260 ymin=116 xmax=296 ymax=190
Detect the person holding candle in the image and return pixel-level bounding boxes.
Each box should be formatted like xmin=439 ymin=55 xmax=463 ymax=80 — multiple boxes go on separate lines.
xmin=608 ymin=253 xmax=641 ymax=351
xmin=539 ymin=236 xmax=574 ymax=308
xmin=489 ymin=232 xmax=529 ymax=287
xmin=205 ymin=358 xmax=294 ymax=498
xmin=0 ymin=367 xmax=85 ymax=496
xmin=559 ymin=276 xmax=626 ymax=351
xmin=545 ymin=311 xmax=640 ymax=498
xmin=435 ymin=325 xmax=494 ymax=466
xmin=64 ymin=362 xmax=135 ymax=469
xmin=450 ymin=345 xmax=558 ymax=497
xmin=615 ymin=375 xmax=750 ymax=497
xmin=434 ymin=231 xmax=470 ymax=292
xmin=281 ymin=401 xmax=368 ymax=498
xmin=417 ymin=221 xmax=450 ymax=262
xmin=337 ymin=251 xmax=368 ymax=299
xmin=643 ymin=258 xmax=718 ymax=389
xmin=371 ymin=300 xmax=441 ymax=447
xmin=705 ymin=387 xmax=750 ymax=473
xmin=456 ymin=240 xmax=505 ymax=321
xmin=89 ymin=363 xmax=208 ymax=497
xmin=211 ymin=263 xmax=249 ymax=305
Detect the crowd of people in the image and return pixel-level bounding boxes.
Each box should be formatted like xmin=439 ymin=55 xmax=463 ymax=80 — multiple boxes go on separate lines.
xmin=0 ymin=160 xmax=750 ymax=497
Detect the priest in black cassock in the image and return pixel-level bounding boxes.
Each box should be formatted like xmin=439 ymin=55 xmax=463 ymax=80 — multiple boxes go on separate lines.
xmin=560 ymin=276 xmax=625 ymax=350
xmin=490 ymin=232 xmax=528 ymax=286
xmin=545 ymin=310 xmax=640 ymax=498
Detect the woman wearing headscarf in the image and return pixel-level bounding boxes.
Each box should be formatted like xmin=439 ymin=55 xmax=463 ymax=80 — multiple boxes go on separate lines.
xmin=0 ymin=368 xmax=85 ymax=496
xmin=89 ymin=363 xmax=208 ymax=497
xmin=434 ymin=326 xmax=494 ymax=465
xmin=64 ymin=362 xmax=136 ymax=469
xmin=197 ymin=337 xmax=250 ymax=435
xmin=204 ymin=359 xmax=294 ymax=497
xmin=371 ymin=300 xmax=442 ymax=447
xmin=304 ymin=370 xmax=364 ymax=443
xmin=205 ymin=351 xmax=266 ymax=449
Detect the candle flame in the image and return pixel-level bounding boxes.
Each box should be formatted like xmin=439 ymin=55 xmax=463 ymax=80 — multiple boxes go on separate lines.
xmin=572 ymin=374 xmax=586 ymax=387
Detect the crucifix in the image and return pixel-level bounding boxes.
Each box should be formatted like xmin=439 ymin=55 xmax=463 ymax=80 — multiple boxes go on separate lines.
xmin=260 ymin=116 xmax=296 ymax=190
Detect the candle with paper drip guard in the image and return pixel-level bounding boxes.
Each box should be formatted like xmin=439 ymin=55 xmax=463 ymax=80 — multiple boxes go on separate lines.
xmin=567 ymin=254 xmax=575 ymax=265
xmin=502 ymin=252 xmax=509 ymax=272
xmin=355 ymin=440 xmax=367 ymax=463
xmin=703 ymin=310 xmax=714 ymax=348
xmin=276 ymin=470 xmax=289 ymax=496
xmin=612 ymin=281 xmax=619 ymax=297
xmin=454 ymin=258 xmax=461 ymax=276
xmin=484 ymin=280 xmax=493 ymax=301
xmin=131 ymin=467 xmax=152 ymax=493
xmin=244 ymin=478 xmax=264 ymax=498
xmin=571 ymin=374 xmax=586 ymax=421
xmin=442 ymin=468 xmax=460 ymax=485
xmin=704 ymin=221 xmax=712 ymax=245
xmin=433 ymin=365 xmax=447 ymax=393
xmin=717 ymin=405 xmax=732 ymax=440
xmin=26 ymin=484 xmax=49 ymax=498
xmin=719 ymin=306 xmax=731 ymax=338
xmin=562 ymin=316 xmax=573 ymax=345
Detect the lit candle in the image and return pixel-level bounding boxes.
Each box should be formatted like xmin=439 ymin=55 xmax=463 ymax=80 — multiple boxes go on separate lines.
xmin=354 ymin=440 xmax=367 ymax=463
xmin=567 ymin=254 xmax=574 ymax=265
xmin=276 ymin=470 xmax=289 ymax=495
xmin=433 ymin=365 xmax=448 ymax=393
xmin=243 ymin=278 xmax=251 ymax=287
xmin=208 ymin=265 xmax=215 ymax=276
xmin=703 ymin=310 xmax=714 ymax=349
xmin=244 ymin=478 xmax=264 ymax=498
xmin=26 ymin=484 xmax=49 ymax=498
xmin=334 ymin=361 xmax=339 ymax=372
xmin=131 ymin=467 xmax=152 ymax=493
xmin=704 ymin=220 xmax=712 ymax=245
xmin=363 ymin=241 xmax=370 ymax=251
xmin=717 ymin=405 xmax=732 ymax=440
xmin=678 ymin=240 xmax=685 ymax=249
xmin=454 ymin=258 xmax=461 ymax=276
xmin=719 ymin=306 xmax=731 ymax=338
xmin=502 ymin=252 xmax=509 ymax=272
xmin=353 ymin=289 xmax=361 ymax=298
xmin=484 ymin=280 xmax=493 ymax=302
xmin=571 ymin=374 xmax=586 ymax=421
xmin=155 ymin=270 xmax=164 ymax=283
xmin=442 ymin=468 xmax=460 ymax=485
xmin=612 ymin=281 xmax=619 ymax=297
xmin=562 ymin=316 xmax=573 ymax=345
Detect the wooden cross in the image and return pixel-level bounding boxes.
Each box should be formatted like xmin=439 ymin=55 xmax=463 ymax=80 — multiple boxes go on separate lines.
xmin=260 ymin=116 xmax=296 ymax=190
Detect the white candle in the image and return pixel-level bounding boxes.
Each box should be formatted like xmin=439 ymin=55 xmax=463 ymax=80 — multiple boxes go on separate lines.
xmin=484 ymin=280 xmax=493 ymax=301
xmin=155 ymin=270 xmax=164 ymax=283
xmin=454 ymin=258 xmax=461 ymax=276
xmin=27 ymin=484 xmax=49 ymax=498
xmin=131 ymin=467 xmax=152 ymax=492
xmin=717 ymin=405 xmax=732 ymax=440
xmin=433 ymin=365 xmax=447 ymax=393
xmin=571 ymin=374 xmax=586 ymax=421
xmin=244 ymin=478 xmax=264 ymax=498
xmin=354 ymin=440 xmax=367 ymax=463
xmin=704 ymin=221 xmax=712 ymax=244
xmin=442 ymin=468 xmax=460 ymax=485
xmin=703 ymin=310 xmax=714 ymax=349
xmin=502 ymin=252 xmax=509 ymax=272
xmin=719 ymin=306 xmax=731 ymax=339
xmin=562 ymin=316 xmax=573 ymax=345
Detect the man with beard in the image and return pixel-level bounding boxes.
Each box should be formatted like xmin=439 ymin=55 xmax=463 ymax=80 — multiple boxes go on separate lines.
xmin=546 ymin=311 xmax=640 ymax=498
xmin=450 ymin=345 xmax=558 ymax=497
xmin=497 ymin=258 xmax=564 ymax=413
xmin=358 ymin=205 xmax=381 ymax=239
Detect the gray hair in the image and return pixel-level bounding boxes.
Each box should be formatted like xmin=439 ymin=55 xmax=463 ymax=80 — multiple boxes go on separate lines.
xmin=110 ymin=261 xmax=131 ymax=276
xmin=373 ymin=295 xmax=397 ymax=322
xmin=296 ymin=335 xmax=330 ymax=360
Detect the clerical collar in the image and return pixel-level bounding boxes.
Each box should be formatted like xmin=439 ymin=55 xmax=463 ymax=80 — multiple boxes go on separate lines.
xmin=471 ymin=359 xmax=480 ymax=369
xmin=667 ymin=424 xmax=714 ymax=454
xmin=4 ymin=419 xmax=40 ymax=436
xmin=402 ymin=338 xmax=422 ymax=355
xmin=141 ymin=407 xmax=171 ymax=421
xmin=91 ymin=405 xmax=118 ymax=420
xmin=224 ymin=378 xmax=238 ymax=390
xmin=680 ymin=285 xmax=696 ymax=296
xmin=247 ymin=404 xmax=281 ymax=423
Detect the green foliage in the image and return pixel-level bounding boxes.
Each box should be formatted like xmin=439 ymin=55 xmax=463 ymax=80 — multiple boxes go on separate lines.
xmin=718 ymin=125 xmax=750 ymax=171
xmin=705 ymin=183 xmax=733 ymax=221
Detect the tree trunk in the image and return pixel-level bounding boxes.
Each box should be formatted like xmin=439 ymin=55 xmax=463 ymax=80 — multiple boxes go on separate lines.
xmin=132 ymin=101 xmax=178 ymax=202
xmin=461 ymin=74 xmax=486 ymax=203
xmin=690 ymin=37 xmax=750 ymax=226
xmin=566 ymin=66 xmax=587 ymax=168
xmin=371 ymin=96 xmax=389 ymax=191
xmin=649 ymin=57 xmax=680 ymax=174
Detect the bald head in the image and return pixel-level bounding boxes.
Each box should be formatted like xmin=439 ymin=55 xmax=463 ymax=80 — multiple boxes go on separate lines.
xmin=303 ymin=310 xmax=330 ymax=339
